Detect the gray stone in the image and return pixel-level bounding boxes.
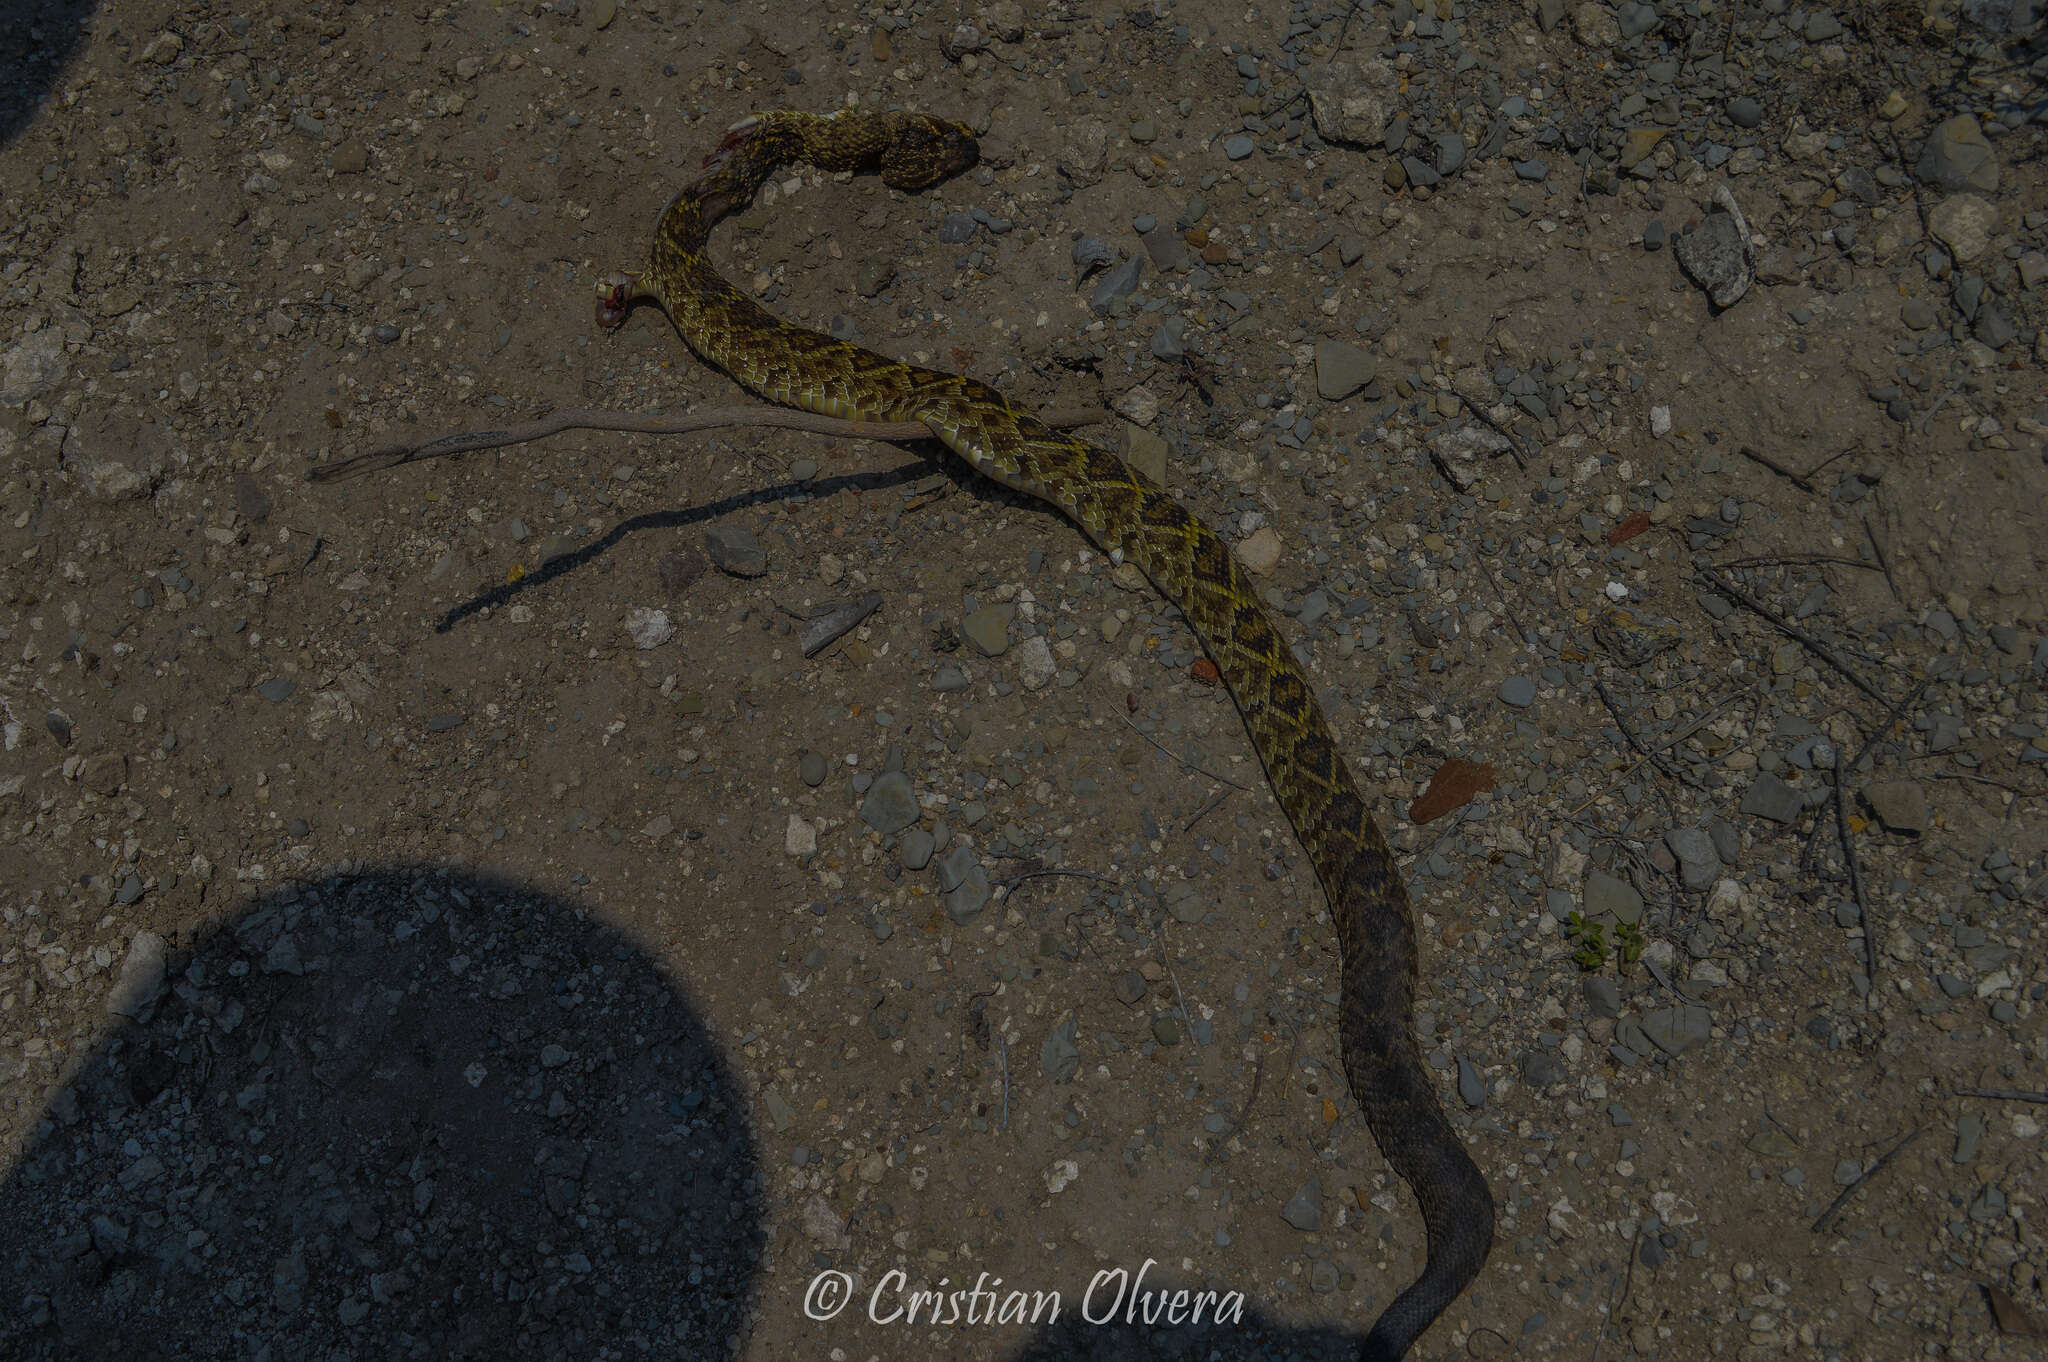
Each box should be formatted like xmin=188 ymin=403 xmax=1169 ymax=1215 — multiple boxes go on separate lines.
xmin=1222 ymin=135 xmax=1256 ymax=160
xmin=1640 ymin=1004 xmax=1712 ymax=1055
xmin=901 ymin=827 xmax=936 ymax=871
xmin=1521 ymin=1049 xmax=1564 ymax=1087
xmin=1281 ymin=1179 xmax=1323 ymax=1231
xmin=1928 ymin=194 xmax=1997 ymax=265
xmin=1 ymin=329 xmax=68 ymax=404
xmin=1862 ymin=780 xmax=1928 ymax=835
xmin=1674 ymin=202 xmax=1754 ymax=308
xmin=859 ymin=770 xmax=919 ymax=835
xmin=1151 ymin=317 xmax=1186 ymax=360
xmin=931 ymin=662 xmax=971 ymax=692
xmin=1089 ymin=254 xmax=1144 ymax=315
xmin=936 ymin=845 xmax=991 ymax=922
xmin=1041 ymin=1012 xmax=1080 ymax=1082
xmin=1015 ymin=635 xmax=1056 ymax=691
xmin=1583 ymin=976 xmax=1622 ymax=1018
xmin=1915 ymin=115 xmax=1999 ymax=194
xmin=1584 ymin=869 xmax=1643 ymax=925
xmin=799 ymin=750 xmax=828 ymax=787
xmin=961 ymin=606 xmax=1010 ymax=657
xmin=1618 ymin=2 xmax=1661 ymax=37
xmin=1139 ymin=225 xmax=1187 ymax=273
xmin=1900 ymin=298 xmax=1936 ymax=330
xmin=704 ymin=524 xmax=768 ymax=577
xmin=1804 ymin=10 xmax=1842 ymax=40
xmin=1304 ymin=59 xmax=1399 ymax=147
xmin=1740 ymin=772 xmax=1804 ymax=824
xmin=1497 ymin=675 xmax=1537 ymax=708
xmin=257 ymin=678 xmax=298 ymax=703
xmin=1955 ymin=1113 xmax=1984 ymax=1163
xmin=1728 ymin=96 xmax=1763 ymax=129
xmin=1314 ymin=339 xmax=1376 ymax=400
xmin=1457 ymin=1055 xmax=1487 ymax=1107
xmin=108 ymin=931 xmax=168 ymax=1019
xmin=1664 ymin=827 xmax=1722 ymax=891
xmin=61 ymin=413 xmax=171 ymax=501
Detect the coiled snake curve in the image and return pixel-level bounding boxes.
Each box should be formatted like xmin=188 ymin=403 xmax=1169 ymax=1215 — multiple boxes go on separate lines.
xmin=596 ymin=108 xmax=1494 ymax=1361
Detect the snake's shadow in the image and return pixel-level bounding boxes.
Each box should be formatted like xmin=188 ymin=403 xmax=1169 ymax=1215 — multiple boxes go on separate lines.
xmin=0 ymin=866 xmax=763 ymax=1360
xmin=430 ymin=451 xmax=1079 ymax=635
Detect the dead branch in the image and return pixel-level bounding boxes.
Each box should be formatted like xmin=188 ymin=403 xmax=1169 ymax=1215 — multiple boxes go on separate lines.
xmin=306 ymin=403 xmax=1112 ymax=484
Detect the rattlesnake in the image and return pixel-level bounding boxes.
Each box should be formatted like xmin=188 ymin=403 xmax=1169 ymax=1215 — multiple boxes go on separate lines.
xmin=597 ymin=107 xmax=1494 ymax=1361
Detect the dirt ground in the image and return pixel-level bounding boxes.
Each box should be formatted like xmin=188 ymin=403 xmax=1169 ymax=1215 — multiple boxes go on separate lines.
xmin=2 ymin=1 xmax=2046 ymax=1359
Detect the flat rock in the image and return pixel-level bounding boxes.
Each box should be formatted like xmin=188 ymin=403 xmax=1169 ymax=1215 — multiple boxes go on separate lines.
xmin=1863 ymin=779 xmax=1928 ymax=834
xmin=1915 ymin=114 xmax=1999 ymax=194
xmin=1280 ymin=1178 xmax=1323 ymax=1231
xmin=1740 ymin=772 xmax=1803 ymax=824
xmin=1 ymin=329 xmax=68 ymax=404
xmin=623 ymin=607 xmax=674 ymax=649
xmin=704 ymin=524 xmax=767 ymax=577
xmin=1015 ymin=635 xmax=1056 ymax=691
xmin=108 ymin=931 xmax=168 ymax=1019
xmin=1315 ymin=339 xmax=1377 ymax=400
xmin=1674 ymin=200 xmax=1754 ymax=308
xmin=859 ymin=770 xmax=920 ymax=835
xmin=936 ymin=845 xmax=990 ymax=922
xmin=1928 ymin=194 xmax=1997 ymax=265
xmin=1640 ymin=1003 xmax=1713 ymax=1056
xmin=1304 ymin=59 xmax=1399 ymax=146
xmin=61 ymin=412 xmax=171 ymax=501
xmin=1584 ymin=869 xmax=1643 ymax=925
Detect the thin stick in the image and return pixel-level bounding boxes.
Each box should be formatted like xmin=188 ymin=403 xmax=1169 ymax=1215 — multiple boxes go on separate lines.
xmin=1844 ymin=673 xmax=1934 ymax=776
xmin=1181 ymin=788 xmax=1233 ymax=833
xmin=1568 ymin=692 xmax=1745 ymax=816
xmin=1448 ymin=389 xmax=1530 ymax=470
xmin=1834 ymin=744 xmax=1877 ymax=985
xmin=1954 ymin=1088 xmax=2048 ymax=1104
xmin=997 ymin=867 xmax=1119 ymax=899
xmin=997 ymin=1033 xmax=1010 ymax=1134
xmin=1864 ymin=513 xmax=1898 ymax=601
xmin=1116 ymin=710 xmax=1253 ymax=791
xmin=1695 ymin=560 xmax=1889 ymax=705
xmin=1811 ymin=1125 xmax=1928 ymax=1234
xmin=306 ymin=403 xmax=1111 ymax=483
xmin=1739 ymin=445 xmax=1815 ymax=493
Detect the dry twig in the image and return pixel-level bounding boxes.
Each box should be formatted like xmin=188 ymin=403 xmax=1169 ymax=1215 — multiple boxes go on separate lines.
xmin=306 ymin=403 xmax=1111 ymax=483
xmin=1811 ymin=1125 xmax=1929 ymax=1234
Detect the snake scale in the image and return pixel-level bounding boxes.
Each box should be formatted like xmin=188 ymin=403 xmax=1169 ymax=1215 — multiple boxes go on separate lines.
xmin=597 ymin=108 xmax=1494 ymax=1360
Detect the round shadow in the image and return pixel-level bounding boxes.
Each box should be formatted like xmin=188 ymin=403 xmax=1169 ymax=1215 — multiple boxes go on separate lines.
xmin=0 ymin=867 xmax=762 ymax=1360
xmin=1 ymin=2 xmax=95 ymax=150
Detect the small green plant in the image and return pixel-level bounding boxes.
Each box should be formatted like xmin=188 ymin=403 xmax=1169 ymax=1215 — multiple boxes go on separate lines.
xmin=1564 ymin=911 xmax=1608 ymax=970
xmin=1613 ymin=921 xmax=1646 ymax=967
xmin=1565 ymin=912 xmax=1646 ymax=972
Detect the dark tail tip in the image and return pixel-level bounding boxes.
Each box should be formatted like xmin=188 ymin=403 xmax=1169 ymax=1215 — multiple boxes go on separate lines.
xmin=1358 ymin=1132 xmax=1494 ymax=1360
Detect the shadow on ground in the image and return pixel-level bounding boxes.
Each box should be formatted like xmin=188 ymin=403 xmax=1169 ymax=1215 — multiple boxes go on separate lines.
xmin=1 ymin=1 xmax=93 ymax=150
xmin=0 ymin=867 xmax=763 ymax=1361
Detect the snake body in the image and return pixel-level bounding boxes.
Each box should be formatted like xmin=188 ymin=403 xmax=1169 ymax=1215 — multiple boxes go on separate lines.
xmin=602 ymin=108 xmax=1494 ymax=1360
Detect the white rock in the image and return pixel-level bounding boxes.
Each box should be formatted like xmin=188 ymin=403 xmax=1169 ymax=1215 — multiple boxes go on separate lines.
xmin=785 ymin=815 xmax=818 ymax=856
xmin=1016 ymin=635 xmax=1056 ymax=690
xmin=624 ymin=607 xmax=674 ymax=649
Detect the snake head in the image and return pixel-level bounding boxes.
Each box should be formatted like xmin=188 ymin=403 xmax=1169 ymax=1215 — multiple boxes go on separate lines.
xmin=878 ymin=114 xmax=980 ymax=192
xmin=593 ymin=274 xmax=637 ymax=330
